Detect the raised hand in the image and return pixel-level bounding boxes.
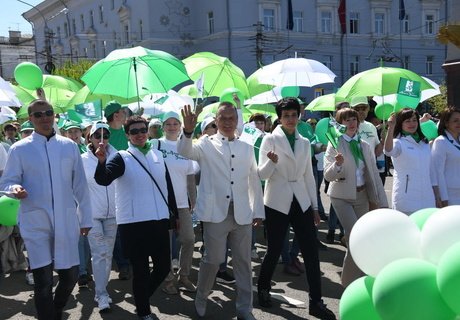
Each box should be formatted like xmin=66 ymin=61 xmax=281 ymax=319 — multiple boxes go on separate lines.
xmin=181 ymin=104 xmax=199 ymax=132
xmin=95 ymin=143 xmax=107 ymax=163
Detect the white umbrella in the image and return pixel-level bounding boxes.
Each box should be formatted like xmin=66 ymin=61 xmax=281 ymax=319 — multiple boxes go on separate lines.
xmin=245 ymin=87 xmax=283 ymax=105
xmin=373 ymin=76 xmax=441 ymax=105
xmin=128 ymin=90 xmax=193 ymax=117
xmin=0 ymin=106 xmax=17 ymax=125
xmin=256 ymin=57 xmax=336 ymax=87
xmin=0 ymin=78 xmax=21 ymax=107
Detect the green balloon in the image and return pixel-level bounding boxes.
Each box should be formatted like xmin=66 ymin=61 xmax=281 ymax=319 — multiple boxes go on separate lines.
xmin=375 ymin=103 xmax=394 ymax=121
xmin=340 ymin=276 xmax=381 ymax=320
xmin=420 ymin=120 xmax=438 ymax=141
xmin=281 ymin=86 xmax=300 ymax=98
xmin=14 ymin=62 xmax=43 ymax=90
xmin=410 ymin=207 xmax=438 ymax=230
xmin=373 ymin=258 xmax=456 ymax=320
xmin=0 ymin=196 xmax=20 ymax=226
xmin=437 ymin=242 xmax=460 ymax=315
xmin=315 ymin=118 xmax=330 ymax=145
xmin=220 ymin=87 xmax=244 ymax=106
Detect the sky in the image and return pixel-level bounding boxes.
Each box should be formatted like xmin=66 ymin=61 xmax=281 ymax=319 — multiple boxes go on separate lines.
xmin=0 ymin=0 xmax=43 ymax=37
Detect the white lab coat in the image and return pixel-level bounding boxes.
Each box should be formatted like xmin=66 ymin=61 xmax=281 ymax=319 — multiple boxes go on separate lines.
xmin=0 ymin=132 xmax=92 ymax=269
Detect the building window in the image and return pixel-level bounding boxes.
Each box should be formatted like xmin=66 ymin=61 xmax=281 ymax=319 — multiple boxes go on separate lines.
xmin=426 ymin=56 xmax=433 ymax=75
xmin=374 ymin=12 xmax=385 ymax=35
xmin=91 ymin=43 xmax=97 ymax=58
xmin=350 ymin=55 xmax=359 ymax=76
xmin=425 ymin=14 xmax=434 ymax=34
xmin=102 ymin=40 xmax=107 ymax=57
xmin=320 ymin=11 xmax=332 ymax=33
xmin=111 ymin=0 xmax=115 ymax=10
xmin=322 ymin=55 xmax=332 ymax=70
xmin=99 ymin=5 xmax=104 ymax=23
xmin=56 ymin=26 xmax=61 ymax=42
xmin=403 ymin=14 xmax=410 ymax=33
xmin=139 ymin=20 xmax=143 ymax=40
xmin=403 ymin=56 xmax=410 ymax=69
xmin=208 ymin=11 xmax=214 ymax=34
xmin=349 ymin=12 xmax=359 ymax=34
xmin=84 ymin=47 xmax=88 ymax=57
xmin=113 ymin=31 xmax=117 ymax=49
xmin=63 ymin=23 xmax=68 ymax=37
xmin=80 ymin=14 xmax=85 ymax=31
xmin=89 ymin=10 xmax=94 ymax=27
xmin=293 ymin=11 xmax=303 ymax=32
xmin=72 ymin=18 xmax=76 ymax=35
xmin=264 ymin=8 xmax=275 ymax=31
xmin=124 ymin=25 xmax=129 ymax=44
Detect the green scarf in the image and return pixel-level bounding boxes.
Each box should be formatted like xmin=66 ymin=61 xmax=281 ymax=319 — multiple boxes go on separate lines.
xmin=402 ymin=130 xmax=421 ymax=143
xmin=349 ymin=139 xmax=364 ymax=166
xmin=281 ymin=127 xmax=296 ymax=152
xmin=134 ymin=140 xmax=152 ymax=155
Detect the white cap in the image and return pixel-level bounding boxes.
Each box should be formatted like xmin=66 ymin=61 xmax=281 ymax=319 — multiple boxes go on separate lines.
xmin=149 ymin=118 xmax=162 ymax=127
xmin=350 ymin=96 xmax=369 ymax=107
xmin=90 ymin=122 xmax=110 ymax=136
xmin=162 ymin=111 xmax=181 ymax=123
xmin=201 ymin=116 xmax=216 ymax=133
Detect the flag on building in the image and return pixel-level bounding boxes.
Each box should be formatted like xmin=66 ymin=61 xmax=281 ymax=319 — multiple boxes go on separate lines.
xmin=399 ymin=0 xmax=406 ymax=20
xmin=338 ymin=0 xmax=346 ymax=34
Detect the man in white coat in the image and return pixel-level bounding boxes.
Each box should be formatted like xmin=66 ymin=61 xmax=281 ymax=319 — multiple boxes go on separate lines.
xmin=178 ymin=103 xmax=264 ymax=320
xmin=0 ymin=99 xmax=92 ymax=320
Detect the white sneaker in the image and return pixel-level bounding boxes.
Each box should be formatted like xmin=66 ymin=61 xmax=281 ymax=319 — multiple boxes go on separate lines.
xmin=98 ymin=295 xmax=110 ymax=312
xmin=25 ymin=272 xmax=34 ymax=286
xmin=251 ymin=248 xmax=259 ymax=259
xmin=94 ymin=296 xmax=112 ymax=304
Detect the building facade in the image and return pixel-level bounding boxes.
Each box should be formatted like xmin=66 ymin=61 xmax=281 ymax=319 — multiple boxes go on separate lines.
xmin=0 ymin=31 xmax=35 ymax=80
xmin=23 ymin=0 xmax=448 ymax=99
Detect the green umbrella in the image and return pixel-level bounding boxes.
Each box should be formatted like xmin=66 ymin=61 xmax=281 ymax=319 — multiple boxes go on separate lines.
xmin=246 ymin=103 xmax=277 ymax=119
xmin=336 ymin=66 xmax=435 ymax=100
xmin=183 ymin=52 xmax=249 ymax=99
xmin=64 ymin=85 xmax=138 ymax=110
xmin=81 ymin=46 xmax=190 ymax=100
xmin=306 ymin=94 xmax=337 ymax=112
xmin=42 ymin=74 xmax=83 ymax=92
xmin=246 ymin=69 xmax=275 ymax=98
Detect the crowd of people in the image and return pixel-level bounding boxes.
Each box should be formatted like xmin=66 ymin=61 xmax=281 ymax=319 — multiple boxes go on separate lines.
xmin=0 ymin=93 xmax=458 ymax=320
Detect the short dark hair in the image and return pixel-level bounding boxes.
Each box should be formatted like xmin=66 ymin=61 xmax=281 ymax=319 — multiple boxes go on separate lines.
xmin=249 ymin=113 xmax=266 ymax=124
xmin=124 ymin=115 xmax=148 ymax=134
xmin=27 ymin=99 xmax=53 ymax=115
xmin=275 ymin=97 xmax=300 ymax=119
xmin=217 ymin=101 xmax=238 ymax=118
xmin=335 ymin=108 xmax=359 ymax=124
xmin=393 ymin=108 xmax=426 ymax=141
xmin=438 ymin=106 xmax=460 ymax=136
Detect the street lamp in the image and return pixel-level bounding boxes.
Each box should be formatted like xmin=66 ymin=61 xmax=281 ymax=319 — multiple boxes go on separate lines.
xmin=17 ymin=0 xmax=55 ymax=73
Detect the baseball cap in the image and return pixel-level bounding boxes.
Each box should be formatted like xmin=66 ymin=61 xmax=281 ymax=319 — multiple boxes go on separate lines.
xmin=62 ymin=120 xmax=82 ymax=131
xmin=201 ymin=116 xmax=216 ymax=132
xmin=104 ymin=101 xmax=123 ymax=118
xmin=350 ymin=96 xmax=369 ymax=108
xmin=3 ymin=123 xmax=16 ymax=131
xmin=90 ymin=122 xmax=110 ymax=136
xmin=149 ymin=118 xmax=162 ymax=127
xmin=20 ymin=121 xmax=34 ymax=132
xmin=162 ymin=111 xmax=181 ymax=123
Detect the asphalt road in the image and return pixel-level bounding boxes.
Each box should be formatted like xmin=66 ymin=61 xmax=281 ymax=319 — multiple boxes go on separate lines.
xmin=0 ymin=177 xmax=393 ymax=320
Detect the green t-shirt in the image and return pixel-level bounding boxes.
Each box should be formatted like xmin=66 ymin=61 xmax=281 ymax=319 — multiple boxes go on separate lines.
xmin=109 ymin=127 xmax=128 ymax=151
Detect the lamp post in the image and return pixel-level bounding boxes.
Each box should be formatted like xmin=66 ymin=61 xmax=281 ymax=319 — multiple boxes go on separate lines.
xmin=18 ymin=0 xmax=55 ymax=73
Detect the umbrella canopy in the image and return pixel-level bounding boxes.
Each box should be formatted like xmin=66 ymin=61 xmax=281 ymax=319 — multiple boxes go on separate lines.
xmin=0 ymin=106 xmax=17 ymax=125
xmin=42 ymin=74 xmax=83 ymax=92
xmin=246 ymin=68 xmax=275 ymax=98
xmin=183 ymin=52 xmax=249 ymax=98
xmin=372 ymin=76 xmax=441 ymax=105
xmin=306 ymin=94 xmax=337 ymax=112
xmin=256 ymin=57 xmax=336 ymax=87
xmin=336 ymin=66 xmax=435 ymax=99
xmin=129 ymin=90 xmax=194 ymax=117
xmin=81 ymin=46 xmax=190 ymax=99
xmin=245 ymin=87 xmax=283 ymax=105
xmin=246 ymin=104 xmax=277 ymax=119
xmin=64 ymin=85 xmax=137 ymax=110
xmin=0 ymin=77 xmax=21 ymax=107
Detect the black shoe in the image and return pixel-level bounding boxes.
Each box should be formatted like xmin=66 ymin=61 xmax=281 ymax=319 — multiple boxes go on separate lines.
xmin=319 ymin=213 xmax=328 ymax=221
xmin=309 ymin=300 xmax=336 ymax=320
xmin=317 ymin=240 xmax=328 ymax=251
xmin=326 ymin=231 xmax=335 ymax=244
xmin=258 ymin=289 xmax=272 ymax=308
xmin=216 ymin=271 xmax=236 ymax=284
xmin=78 ymin=274 xmax=89 ymax=288
xmin=118 ymin=267 xmax=130 ymax=280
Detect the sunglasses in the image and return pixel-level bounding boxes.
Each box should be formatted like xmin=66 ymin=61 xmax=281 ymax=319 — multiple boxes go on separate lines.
xmin=93 ymin=133 xmax=110 ymax=140
xmin=31 ymin=109 xmax=54 ymax=118
xmin=205 ymin=124 xmax=217 ymax=129
xmin=128 ymin=127 xmax=148 ymax=135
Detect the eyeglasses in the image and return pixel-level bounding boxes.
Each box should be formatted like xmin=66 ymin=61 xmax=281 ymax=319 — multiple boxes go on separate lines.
xmin=30 ymin=109 xmax=54 ymax=118
xmin=205 ymin=124 xmax=217 ymax=130
xmin=93 ymin=133 xmax=110 ymax=140
xmin=128 ymin=127 xmax=148 ymax=135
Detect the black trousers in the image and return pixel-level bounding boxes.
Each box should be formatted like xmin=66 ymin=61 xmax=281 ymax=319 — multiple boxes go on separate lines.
xmin=32 ymin=263 xmax=79 ymax=320
xmin=257 ymin=198 xmax=322 ymax=303
xmin=119 ymin=219 xmax=171 ymax=317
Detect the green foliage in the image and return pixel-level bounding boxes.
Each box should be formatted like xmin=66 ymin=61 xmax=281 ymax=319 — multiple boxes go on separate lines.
xmin=52 ymin=60 xmax=95 ymax=84
xmin=425 ymin=83 xmax=447 ymax=114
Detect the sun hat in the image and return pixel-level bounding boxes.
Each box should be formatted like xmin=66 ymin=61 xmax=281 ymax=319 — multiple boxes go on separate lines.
xmin=201 ymin=116 xmax=216 ymax=132
xmin=350 ymin=96 xmax=369 ymax=108
xmin=90 ymin=122 xmax=110 ymax=136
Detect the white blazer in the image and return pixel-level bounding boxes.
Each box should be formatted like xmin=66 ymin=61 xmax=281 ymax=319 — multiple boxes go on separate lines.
xmin=177 ymin=131 xmax=264 ymax=224
xmin=258 ymin=126 xmax=317 ymax=215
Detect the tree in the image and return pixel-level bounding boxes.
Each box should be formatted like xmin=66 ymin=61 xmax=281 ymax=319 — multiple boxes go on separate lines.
xmin=425 ymin=82 xmax=447 ymax=115
xmin=52 ymin=60 xmax=95 ymax=84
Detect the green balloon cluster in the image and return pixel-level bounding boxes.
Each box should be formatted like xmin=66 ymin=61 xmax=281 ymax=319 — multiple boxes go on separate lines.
xmin=14 ymin=62 xmax=43 ymax=90
xmin=420 ymin=120 xmax=438 ymax=141
xmin=0 ymin=196 xmax=20 ymax=226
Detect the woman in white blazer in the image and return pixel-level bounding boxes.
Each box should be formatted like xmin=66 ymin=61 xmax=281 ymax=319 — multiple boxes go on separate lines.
xmin=384 ymin=108 xmax=436 ymax=214
xmin=324 ymin=108 xmax=387 ymax=288
xmin=432 ymin=107 xmax=460 ymax=206
xmin=257 ymin=98 xmax=336 ymax=320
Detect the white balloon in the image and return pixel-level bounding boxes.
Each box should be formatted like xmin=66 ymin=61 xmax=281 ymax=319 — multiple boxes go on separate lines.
xmin=349 ymin=208 xmax=421 ymax=277
xmin=420 ymin=205 xmax=460 ymax=264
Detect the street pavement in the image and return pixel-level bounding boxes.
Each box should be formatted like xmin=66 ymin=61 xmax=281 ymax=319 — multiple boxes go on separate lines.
xmin=0 ymin=177 xmax=393 ymax=320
